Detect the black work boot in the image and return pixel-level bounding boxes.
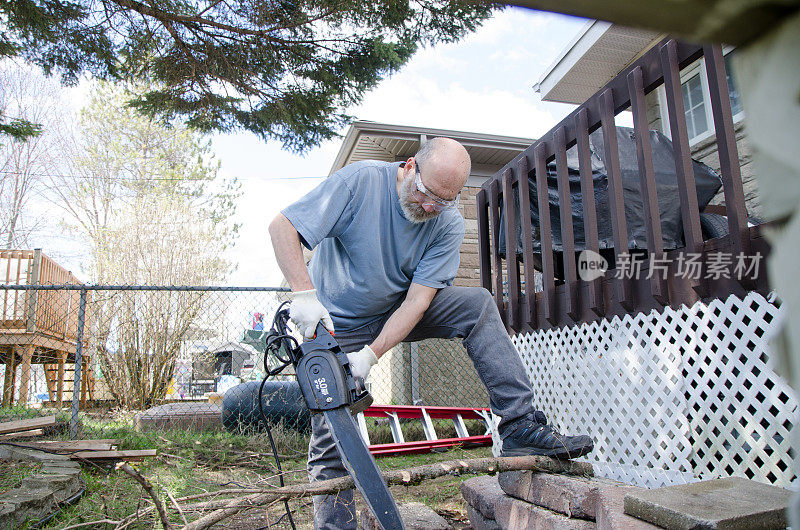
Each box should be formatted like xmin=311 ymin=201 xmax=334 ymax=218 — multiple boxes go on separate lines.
xmin=500 ymin=411 xmax=594 ymax=459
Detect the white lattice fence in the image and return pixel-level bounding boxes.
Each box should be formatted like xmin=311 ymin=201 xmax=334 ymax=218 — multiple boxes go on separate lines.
xmin=508 ymin=291 xmax=797 ymax=489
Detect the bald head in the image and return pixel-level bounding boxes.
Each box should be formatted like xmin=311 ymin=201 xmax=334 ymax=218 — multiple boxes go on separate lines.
xmin=413 ymin=137 xmax=471 ymax=200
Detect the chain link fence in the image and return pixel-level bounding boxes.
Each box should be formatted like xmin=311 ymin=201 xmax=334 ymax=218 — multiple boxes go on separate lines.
xmin=0 ymin=284 xmax=488 ymax=442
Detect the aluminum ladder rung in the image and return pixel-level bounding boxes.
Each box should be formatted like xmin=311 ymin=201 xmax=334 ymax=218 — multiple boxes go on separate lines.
xmin=453 ymin=413 xmax=469 ymax=439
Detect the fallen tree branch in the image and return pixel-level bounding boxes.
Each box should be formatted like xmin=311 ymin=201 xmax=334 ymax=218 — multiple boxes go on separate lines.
xmin=118 ymin=462 xmax=172 ymax=529
xmin=166 ymin=488 xmax=188 ymax=525
xmin=181 ymin=455 xmax=593 ymax=530
xmin=62 ymin=519 xmax=121 ymax=530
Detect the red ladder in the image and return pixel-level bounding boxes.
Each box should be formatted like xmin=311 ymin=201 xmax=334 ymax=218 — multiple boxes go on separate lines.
xmin=356 ymin=405 xmax=493 ymax=457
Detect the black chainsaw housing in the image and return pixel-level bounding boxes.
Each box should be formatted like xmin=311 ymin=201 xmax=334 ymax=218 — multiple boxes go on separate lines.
xmin=296 ymin=324 xmax=372 ymax=412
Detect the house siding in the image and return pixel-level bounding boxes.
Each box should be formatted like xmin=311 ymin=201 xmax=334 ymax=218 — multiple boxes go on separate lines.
xmin=455 ymin=185 xmax=483 ymax=287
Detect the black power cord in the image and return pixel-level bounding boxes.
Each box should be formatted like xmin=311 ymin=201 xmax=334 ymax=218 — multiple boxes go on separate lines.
xmin=257 ymin=302 xmax=301 ymax=530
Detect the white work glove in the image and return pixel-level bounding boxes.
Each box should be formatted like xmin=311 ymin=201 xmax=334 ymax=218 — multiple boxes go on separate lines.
xmin=347 ymin=346 xmax=378 ymax=381
xmin=289 ymin=289 xmax=334 ymax=340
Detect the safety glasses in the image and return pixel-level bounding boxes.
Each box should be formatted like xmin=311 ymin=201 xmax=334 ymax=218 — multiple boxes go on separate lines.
xmin=413 ymin=162 xmax=459 ymax=211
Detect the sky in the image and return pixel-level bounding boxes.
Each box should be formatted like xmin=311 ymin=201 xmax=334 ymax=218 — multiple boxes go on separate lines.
xmin=27 ymin=7 xmax=589 ymax=286
xmin=214 ymin=7 xmax=588 ymax=287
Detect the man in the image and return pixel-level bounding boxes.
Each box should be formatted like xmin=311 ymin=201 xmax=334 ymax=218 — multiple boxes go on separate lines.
xmin=269 ymin=137 xmax=593 ymax=529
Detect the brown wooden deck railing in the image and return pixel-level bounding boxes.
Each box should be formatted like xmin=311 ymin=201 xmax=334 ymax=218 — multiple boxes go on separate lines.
xmin=477 ymin=40 xmax=771 ymax=334
xmin=0 ymin=249 xmax=86 ymax=342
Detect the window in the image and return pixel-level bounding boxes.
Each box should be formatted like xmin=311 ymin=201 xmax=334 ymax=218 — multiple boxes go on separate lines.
xmin=659 ymin=49 xmax=744 ymax=145
xmin=682 ymin=72 xmax=709 ymax=140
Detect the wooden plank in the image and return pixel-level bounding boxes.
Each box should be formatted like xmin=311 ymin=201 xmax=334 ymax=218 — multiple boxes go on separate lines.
xmin=34 ymin=438 xmax=118 ymax=446
xmin=575 ymin=108 xmax=604 ymax=316
xmin=0 ymin=415 xmax=55 ymax=435
xmin=502 ymin=167 xmax=521 ymax=330
xmin=660 ymin=39 xmax=705 ymax=296
xmin=516 ymin=154 xmax=537 ymax=327
xmin=70 ymin=449 xmax=157 ymax=461
xmin=476 ymin=189 xmax=492 ymax=292
xmin=11 ymin=440 xmax=116 ymax=452
xmin=599 ymin=88 xmax=634 ymax=310
xmin=554 ymin=126 xmax=578 ymax=321
xmin=704 ymin=44 xmax=750 ymax=269
xmin=3 ymin=254 xmax=11 ymax=319
xmin=489 ymin=180 xmax=504 ymax=319
xmin=0 ymin=429 xmax=44 ymax=439
xmin=628 ymin=66 xmax=667 ymax=305
xmin=25 ymin=250 xmax=41 ymax=332
xmin=534 ymin=143 xmax=557 ymax=325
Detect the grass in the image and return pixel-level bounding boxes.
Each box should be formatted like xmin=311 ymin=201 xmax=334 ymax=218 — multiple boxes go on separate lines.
xmin=0 ymin=460 xmax=42 ymax=494
xmin=33 ymin=416 xmax=490 ymax=529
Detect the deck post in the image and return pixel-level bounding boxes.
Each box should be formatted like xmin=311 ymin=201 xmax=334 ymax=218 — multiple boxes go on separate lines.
xmin=70 ymin=287 xmax=87 ymax=439
xmin=56 ymin=351 xmax=66 ymax=408
xmin=16 ymin=345 xmax=34 ymax=405
xmin=25 ymin=252 xmax=41 ymax=333
xmin=2 ymin=350 xmax=16 ymax=407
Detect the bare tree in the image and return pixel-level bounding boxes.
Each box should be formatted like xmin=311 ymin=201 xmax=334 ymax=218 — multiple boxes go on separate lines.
xmin=53 ymin=80 xmax=240 ymax=409
xmin=0 ymin=61 xmax=67 ymax=248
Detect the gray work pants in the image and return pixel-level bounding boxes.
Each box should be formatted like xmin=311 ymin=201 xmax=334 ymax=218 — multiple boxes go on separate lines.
xmin=307 ymin=286 xmax=536 ymax=530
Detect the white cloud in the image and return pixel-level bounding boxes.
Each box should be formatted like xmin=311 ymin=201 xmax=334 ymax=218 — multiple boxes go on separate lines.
xmin=353 ymin=77 xmax=561 ymax=139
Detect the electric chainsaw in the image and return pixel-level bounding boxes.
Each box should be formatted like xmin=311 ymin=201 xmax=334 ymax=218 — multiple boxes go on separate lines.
xmin=263 ymin=305 xmax=405 ymax=530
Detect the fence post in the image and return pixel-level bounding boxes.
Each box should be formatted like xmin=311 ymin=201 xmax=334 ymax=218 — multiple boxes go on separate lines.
xmin=70 ymin=287 xmax=87 ymax=439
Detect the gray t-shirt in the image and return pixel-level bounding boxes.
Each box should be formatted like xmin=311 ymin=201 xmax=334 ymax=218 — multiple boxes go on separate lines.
xmin=282 ymin=160 xmax=464 ymax=331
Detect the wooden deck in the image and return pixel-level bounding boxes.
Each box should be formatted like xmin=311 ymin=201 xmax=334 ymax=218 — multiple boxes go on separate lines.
xmin=477 ymin=40 xmax=769 ymax=334
xmin=0 ymin=250 xmax=94 ymax=408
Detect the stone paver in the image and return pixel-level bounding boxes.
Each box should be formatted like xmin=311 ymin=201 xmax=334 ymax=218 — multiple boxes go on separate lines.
xmin=0 ymin=450 xmax=85 ymax=527
xmin=360 ymin=502 xmax=452 ymax=529
xmin=466 ymin=503 xmax=501 ymax=530
xmin=494 ymin=495 xmax=595 ymax=529
xmin=624 ymin=476 xmax=791 ymax=529
xmin=461 ymin=475 xmax=507 ymax=521
xmin=498 ymin=471 xmax=598 ymax=520
xmin=134 ymin=402 xmax=222 ymax=431
xmin=594 ymin=485 xmax=659 ymax=530
xmin=0 ymin=446 xmax=69 ymax=461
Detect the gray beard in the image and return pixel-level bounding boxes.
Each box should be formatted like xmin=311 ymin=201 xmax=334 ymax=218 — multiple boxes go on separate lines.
xmin=399 ymin=178 xmax=439 ymax=223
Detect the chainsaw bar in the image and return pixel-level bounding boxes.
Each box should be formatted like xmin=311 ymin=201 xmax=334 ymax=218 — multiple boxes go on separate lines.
xmin=325 ymin=407 xmax=405 ymax=530
xmin=296 ymin=324 xmax=405 ymax=530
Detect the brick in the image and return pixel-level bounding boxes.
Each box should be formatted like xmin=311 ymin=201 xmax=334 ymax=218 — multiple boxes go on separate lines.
xmin=461 ymin=475 xmax=507 ymax=521
xmin=466 ymin=503 xmax=501 ymax=530
xmin=594 ymin=486 xmax=659 ymax=530
xmin=624 ymin=477 xmax=791 ymax=530
xmin=498 ymin=471 xmax=598 ymax=520
xmin=494 ymin=496 xmax=595 ymax=530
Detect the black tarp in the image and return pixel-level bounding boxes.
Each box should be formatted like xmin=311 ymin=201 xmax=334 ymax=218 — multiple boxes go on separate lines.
xmin=498 ymin=127 xmax=722 ymax=262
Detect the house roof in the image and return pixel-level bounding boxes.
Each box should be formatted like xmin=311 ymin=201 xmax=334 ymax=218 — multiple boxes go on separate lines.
xmin=533 ymin=20 xmax=661 ymax=104
xmin=330 ymin=121 xmax=535 ymax=185
xmin=207 ymin=341 xmax=258 ymax=356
